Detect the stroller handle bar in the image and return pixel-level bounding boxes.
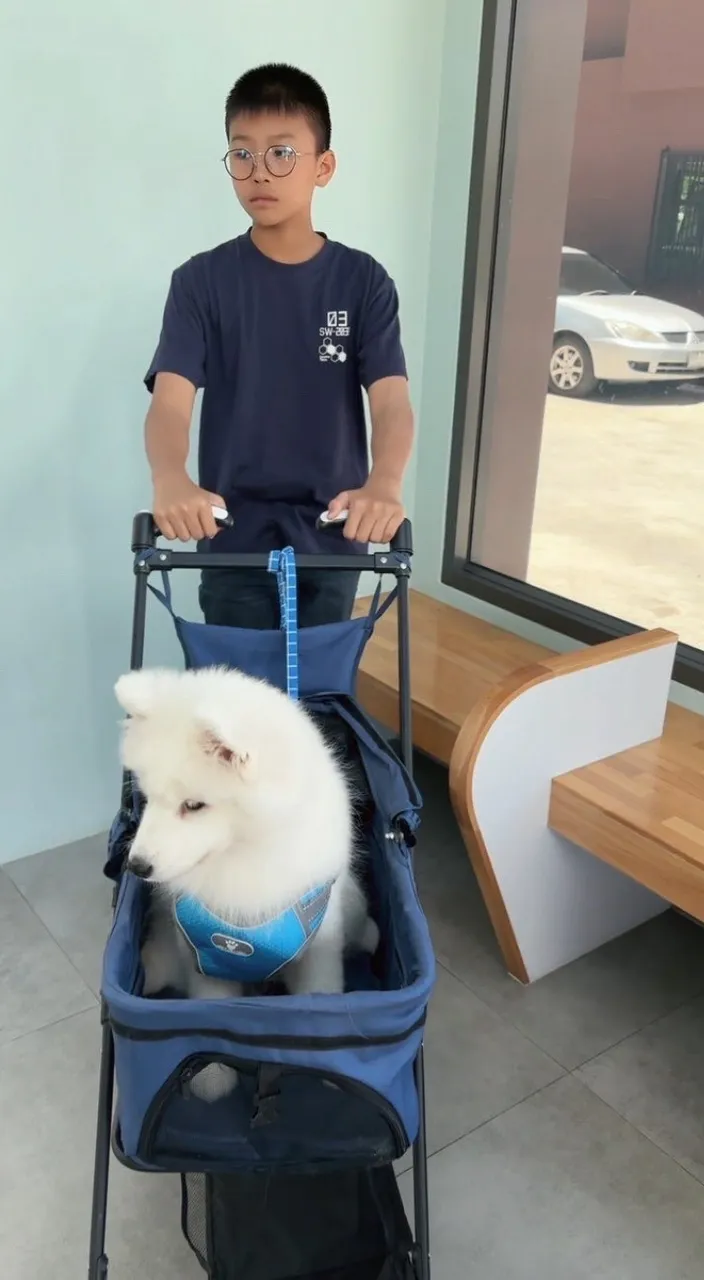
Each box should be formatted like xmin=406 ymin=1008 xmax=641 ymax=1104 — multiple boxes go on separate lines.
xmin=131 ymin=510 xmax=414 ymax=575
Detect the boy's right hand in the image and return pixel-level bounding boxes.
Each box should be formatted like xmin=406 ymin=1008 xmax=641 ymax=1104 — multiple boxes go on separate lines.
xmin=153 ymin=473 xmax=227 ymax=542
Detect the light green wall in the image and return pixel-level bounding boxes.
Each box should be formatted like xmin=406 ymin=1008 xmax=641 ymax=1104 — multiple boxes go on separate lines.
xmin=0 ymin=0 xmax=444 ymax=862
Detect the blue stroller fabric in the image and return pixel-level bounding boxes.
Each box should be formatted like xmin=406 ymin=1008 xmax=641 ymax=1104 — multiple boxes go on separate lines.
xmin=102 ymin=551 xmax=435 ymax=1176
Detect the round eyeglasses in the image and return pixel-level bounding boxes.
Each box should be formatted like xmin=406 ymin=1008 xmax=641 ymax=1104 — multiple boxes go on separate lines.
xmin=222 ymin=144 xmax=312 ymax=181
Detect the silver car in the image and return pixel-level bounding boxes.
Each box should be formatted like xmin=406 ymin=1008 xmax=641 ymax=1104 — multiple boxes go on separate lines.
xmin=550 ymin=247 xmax=704 ymax=397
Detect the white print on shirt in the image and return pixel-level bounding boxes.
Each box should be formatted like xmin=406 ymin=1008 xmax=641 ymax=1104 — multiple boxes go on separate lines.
xmin=319 ymin=309 xmax=349 ymax=363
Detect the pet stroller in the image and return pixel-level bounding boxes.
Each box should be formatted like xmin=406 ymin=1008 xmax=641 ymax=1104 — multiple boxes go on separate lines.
xmin=88 ymin=511 xmax=435 ymax=1280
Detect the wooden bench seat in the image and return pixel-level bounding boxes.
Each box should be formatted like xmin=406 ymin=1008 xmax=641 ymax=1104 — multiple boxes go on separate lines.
xmin=549 ymin=703 xmax=704 ymax=922
xmin=356 ymin=589 xmax=552 ymax=763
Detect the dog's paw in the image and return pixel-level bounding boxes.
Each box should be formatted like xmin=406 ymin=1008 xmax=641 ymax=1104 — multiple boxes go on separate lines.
xmin=188 ymin=1062 xmax=238 ymax=1103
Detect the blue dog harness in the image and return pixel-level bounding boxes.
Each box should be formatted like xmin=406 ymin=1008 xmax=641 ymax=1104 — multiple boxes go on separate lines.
xmin=174 ymin=881 xmax=334 ymax=983
xmin=172 ymin=548 xmax=333 ymax=985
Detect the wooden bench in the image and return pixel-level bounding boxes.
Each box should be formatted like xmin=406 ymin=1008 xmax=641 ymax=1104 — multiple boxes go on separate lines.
xmin=357 ymin=590 xmax=704 ymax=982
xmin=355 ymin=589 xmax=552 ymax=764
xmin=549 ymin=703 xmax=704 ymax=923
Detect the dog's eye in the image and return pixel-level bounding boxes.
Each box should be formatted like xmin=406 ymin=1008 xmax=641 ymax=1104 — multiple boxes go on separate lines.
xmin=180 ymin=800 xmax=207 ymax=815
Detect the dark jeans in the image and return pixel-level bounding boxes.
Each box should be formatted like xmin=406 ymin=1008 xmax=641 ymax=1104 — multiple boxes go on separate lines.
xmin=199 ymin=567 xmax=361 ymax=630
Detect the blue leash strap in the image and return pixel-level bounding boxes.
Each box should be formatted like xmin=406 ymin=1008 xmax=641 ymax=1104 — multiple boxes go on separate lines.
xmin=267 ymin=546 xmax=299 ymax=701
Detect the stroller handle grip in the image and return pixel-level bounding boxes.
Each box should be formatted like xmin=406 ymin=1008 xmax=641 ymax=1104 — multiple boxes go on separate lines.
xmin=131 ymin=511 xmax=414 ymax=559
xmin=316 ymin=509 xmax=413 ymax=557
xmin=391 ymin=518 xmax=413 ymax=556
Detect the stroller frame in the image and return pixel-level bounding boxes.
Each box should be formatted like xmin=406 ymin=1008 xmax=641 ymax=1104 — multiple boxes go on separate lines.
xmin=88 ymin=511 xmax=431 ymax=1280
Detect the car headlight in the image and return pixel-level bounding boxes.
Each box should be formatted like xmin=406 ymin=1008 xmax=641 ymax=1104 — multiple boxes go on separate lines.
xmin=606 ymin=321 xmax=663 ymax=342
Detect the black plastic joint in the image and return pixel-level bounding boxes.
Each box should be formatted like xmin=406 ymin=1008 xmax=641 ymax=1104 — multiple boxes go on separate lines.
xmin=373 ymin=551 xmax=412 ymax=576
xmin=134 ymin=548 xmax=172 ymax=574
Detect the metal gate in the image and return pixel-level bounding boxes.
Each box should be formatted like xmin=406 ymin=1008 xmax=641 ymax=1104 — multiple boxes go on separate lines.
xmin=646 ymin=149 xmax=704 ymax=289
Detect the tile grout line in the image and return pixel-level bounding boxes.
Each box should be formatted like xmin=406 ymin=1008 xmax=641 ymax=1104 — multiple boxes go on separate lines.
xmin=0 ymin=830 xmax=110 ymax=875
xmin=433 ymin=956 xmax=570 ymax=1073
xmin=412 ymin=1074 xmax=567 ymax=1170
xmin=0 ymin=1003 xmax=98 ymax=1058
xmin=569 ymin=1075 xmax=704 ymax=1192
xmin=417 ymin=1071 xmax=704 ymax=1193
xmin=3 ymin=868 xmax=105 ymax=1000
xmin=433 ymin=953 xmax=704 ymax=1187
xmin=435 ymin=946 xmax=704 ymax=1073
xmin=412 ymin=959 xmax=568 ymax=1161
xmin=569 ymin=992 xmax=704 ymax=1190
xmin=573 ymin=990 xmax=704 ymax=1073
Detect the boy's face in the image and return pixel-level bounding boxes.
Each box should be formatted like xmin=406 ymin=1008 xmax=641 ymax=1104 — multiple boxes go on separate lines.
xmin=225 ymin=111 xmax=335 ymax=228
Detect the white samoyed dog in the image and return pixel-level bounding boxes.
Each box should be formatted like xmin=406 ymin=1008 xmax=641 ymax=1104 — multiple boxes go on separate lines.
xmin=115 ymin=666 xmax=379 ymax=1100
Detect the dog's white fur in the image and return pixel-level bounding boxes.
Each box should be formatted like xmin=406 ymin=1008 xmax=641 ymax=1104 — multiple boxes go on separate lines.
xmin=115 ymin=666 xmax=378 ymax=1100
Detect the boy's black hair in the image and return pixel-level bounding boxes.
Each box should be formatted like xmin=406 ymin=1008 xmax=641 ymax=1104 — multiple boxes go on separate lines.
xmin=225 ymin=63 xmax=331 ymax=153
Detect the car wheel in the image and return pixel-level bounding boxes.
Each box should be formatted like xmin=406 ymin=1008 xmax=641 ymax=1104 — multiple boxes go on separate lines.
xmin=549 ymin=334 xmax=597 ymax=398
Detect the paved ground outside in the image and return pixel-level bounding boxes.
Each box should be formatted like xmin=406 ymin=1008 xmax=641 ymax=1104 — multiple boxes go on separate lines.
xmin=529 ymin=382 xmax=704 ymax=650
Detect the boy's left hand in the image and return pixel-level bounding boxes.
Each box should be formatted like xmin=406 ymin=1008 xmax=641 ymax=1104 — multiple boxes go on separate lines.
xmin=327 ymin=482 xmax=405 ymax=545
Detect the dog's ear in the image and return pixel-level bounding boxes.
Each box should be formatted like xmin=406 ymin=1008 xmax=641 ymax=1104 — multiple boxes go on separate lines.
xmin=115 ymin=670 xmax=160 ymax=719
xmin=200 ymin=728 xmax=251 ymax=772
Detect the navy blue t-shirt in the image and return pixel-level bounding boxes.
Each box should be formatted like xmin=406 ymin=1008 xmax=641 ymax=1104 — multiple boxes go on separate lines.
xmin=145 ymin=232 xmax=407 ymax=553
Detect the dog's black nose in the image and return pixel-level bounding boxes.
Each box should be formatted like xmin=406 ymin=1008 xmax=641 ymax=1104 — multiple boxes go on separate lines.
xmin=129 ymin=856 xmax=154 ymax=880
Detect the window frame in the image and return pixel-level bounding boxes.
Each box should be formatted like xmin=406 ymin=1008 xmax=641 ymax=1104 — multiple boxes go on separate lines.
xmin=441 ymin=0 xmax=704 ymax=693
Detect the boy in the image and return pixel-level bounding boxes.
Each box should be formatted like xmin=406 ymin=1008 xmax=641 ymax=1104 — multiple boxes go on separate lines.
xmin=144 ymin=64 xmax=414 ymax=629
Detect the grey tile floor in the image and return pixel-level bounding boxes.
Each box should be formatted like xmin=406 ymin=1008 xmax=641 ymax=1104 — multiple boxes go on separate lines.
xmin=3 ymin=753 xmax=704 ymax=1277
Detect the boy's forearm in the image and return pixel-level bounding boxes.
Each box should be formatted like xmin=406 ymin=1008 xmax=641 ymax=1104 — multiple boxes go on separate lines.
xmin=369 ymin=399 xmax=415 ymax=494
xmin=145 ymin=403 xmax=191 ymax=481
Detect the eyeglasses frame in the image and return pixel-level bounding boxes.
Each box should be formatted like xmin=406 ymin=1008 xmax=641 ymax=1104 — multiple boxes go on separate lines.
xmin=221 ymin=145 xmax=318 ymax=181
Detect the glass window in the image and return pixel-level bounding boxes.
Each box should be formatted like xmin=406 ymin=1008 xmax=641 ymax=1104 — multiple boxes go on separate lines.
xmin=558 ymin=250 xmax=634 ymax=297
xmin=445 ymin=0 xmax=704 ymax=685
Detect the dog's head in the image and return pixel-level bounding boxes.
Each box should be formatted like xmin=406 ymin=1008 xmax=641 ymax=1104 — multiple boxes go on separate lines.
xmin=115 ymin=666 xmax=297 ymax=890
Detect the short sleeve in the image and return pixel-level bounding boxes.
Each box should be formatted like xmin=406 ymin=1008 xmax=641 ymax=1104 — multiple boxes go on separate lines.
xmin=357 ymin=261 xmax=408 ymax=390
xmin=144 ymin=262 xmax=207 ymax=393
